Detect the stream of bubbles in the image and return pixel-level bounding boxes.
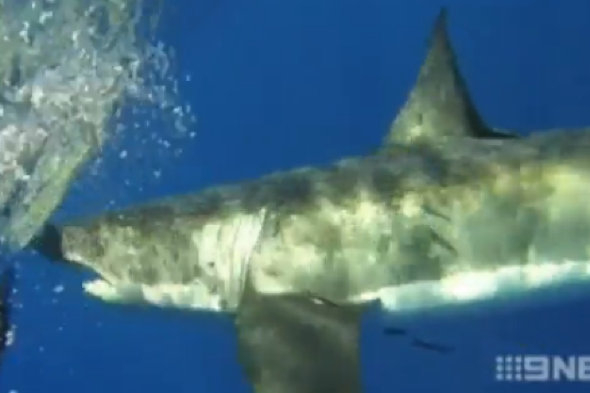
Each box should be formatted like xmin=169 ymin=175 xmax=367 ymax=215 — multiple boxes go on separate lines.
xmin=0 ymin=0 xmax=194 ymax=250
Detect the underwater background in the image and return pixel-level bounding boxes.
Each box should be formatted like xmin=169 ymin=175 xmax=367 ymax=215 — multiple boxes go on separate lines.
xmin=2 ymin=0 xmax=590 ymax=392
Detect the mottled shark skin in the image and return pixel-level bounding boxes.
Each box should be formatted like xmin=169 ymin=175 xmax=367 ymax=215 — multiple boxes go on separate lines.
xmin=31 ymin=10 xmax=590 ymax=318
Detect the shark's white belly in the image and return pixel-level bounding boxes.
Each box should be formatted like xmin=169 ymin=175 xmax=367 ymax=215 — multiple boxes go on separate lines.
xmin=355 ymin=259 xmax=590 ymax=315
xmin=82 ymin=257 xmax=590 ymax=315
xmin=83 ymin=279 xmax=228 ymax=311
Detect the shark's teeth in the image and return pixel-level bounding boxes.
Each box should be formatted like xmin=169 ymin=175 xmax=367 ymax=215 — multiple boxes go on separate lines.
xmin=352 ymin=260 xmax=590 ymax=315
xmin=83 ymin=279 xmax=225 ymax=311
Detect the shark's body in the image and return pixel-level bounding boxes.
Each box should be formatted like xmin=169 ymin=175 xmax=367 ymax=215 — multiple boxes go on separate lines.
xmin=32 ymin=10 xmax=590 ymax=318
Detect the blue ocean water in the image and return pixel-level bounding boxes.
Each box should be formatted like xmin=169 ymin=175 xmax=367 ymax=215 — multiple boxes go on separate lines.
xmin=2 ymin=0 xmax=590 ymax=392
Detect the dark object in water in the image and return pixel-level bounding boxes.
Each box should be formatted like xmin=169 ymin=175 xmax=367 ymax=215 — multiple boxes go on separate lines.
xmin=30 ymin=224 xmax=64 ymax=262
xmin=410 ymin=338 xmax=454 ymax=354
xmin=0 ymin=266 xmax=15 ymax=366
xmin=235 ymin=284 xmax=368 ymax=393
xmin=234 ymin=280 xmax=452 ymax=393
xmin=383 ymin=327 xmax=454 ymax=354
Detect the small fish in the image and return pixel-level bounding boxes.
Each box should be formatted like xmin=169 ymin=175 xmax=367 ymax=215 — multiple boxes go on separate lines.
xmin=310 ymin=296 xmax=454 ymax=353
xmin=383 ymin=326 xmax=454 ymax=354
xmin=410 ymin=338 xmax=454 ymax=354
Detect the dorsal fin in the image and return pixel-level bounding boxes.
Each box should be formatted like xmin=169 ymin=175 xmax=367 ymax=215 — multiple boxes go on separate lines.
xmin=381 ymin=8 xmax=516 ymax=148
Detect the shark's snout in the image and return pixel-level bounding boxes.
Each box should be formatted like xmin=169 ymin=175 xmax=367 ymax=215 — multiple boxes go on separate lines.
xmin=30 ymin=221 xmax=228 ymax=311
xmin=31 ymin=223 xmax=107 ymax=268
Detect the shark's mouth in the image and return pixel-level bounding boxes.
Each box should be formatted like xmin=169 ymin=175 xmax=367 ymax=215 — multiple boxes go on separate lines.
xmin=353 ymin=259 xmax=590 ymax=316
xmin=80 ymin=210 xmax=268 ymax=312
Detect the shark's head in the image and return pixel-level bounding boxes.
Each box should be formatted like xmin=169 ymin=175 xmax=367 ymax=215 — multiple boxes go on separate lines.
xmin=32 ymin=213 xmax=241 ymax=313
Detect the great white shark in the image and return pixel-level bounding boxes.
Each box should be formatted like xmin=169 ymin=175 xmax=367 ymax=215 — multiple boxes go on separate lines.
xmin=30 ymin=9 xmax=590 ymax=320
